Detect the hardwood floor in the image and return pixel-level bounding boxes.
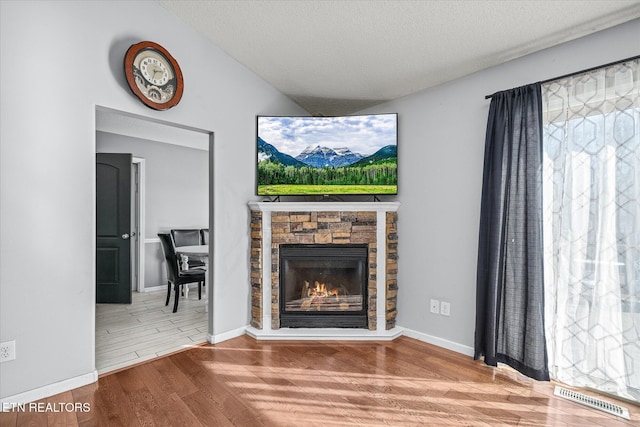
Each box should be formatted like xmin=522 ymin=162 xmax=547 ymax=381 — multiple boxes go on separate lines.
xmin=95 ymin=288 xmax=207 ymax=375
xmin=2 ymin=336 xmax=637 ymax=426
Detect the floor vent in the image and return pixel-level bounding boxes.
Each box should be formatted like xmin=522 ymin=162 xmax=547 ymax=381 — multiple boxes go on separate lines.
xmin=554 ymin=386 xmax=630 ymax=420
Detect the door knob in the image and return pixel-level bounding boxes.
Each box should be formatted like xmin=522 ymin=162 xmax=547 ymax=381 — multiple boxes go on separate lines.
xmin=122 ymin=233 xmax=130 ymax=240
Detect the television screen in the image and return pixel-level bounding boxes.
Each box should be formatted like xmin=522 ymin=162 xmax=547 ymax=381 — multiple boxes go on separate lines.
xmin=257 ymin=113 xmax=398 ymax=196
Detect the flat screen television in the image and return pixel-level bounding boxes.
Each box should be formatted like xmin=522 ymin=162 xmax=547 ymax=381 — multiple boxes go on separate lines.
xmin=257 ymin=113 xmax=398 ymax=196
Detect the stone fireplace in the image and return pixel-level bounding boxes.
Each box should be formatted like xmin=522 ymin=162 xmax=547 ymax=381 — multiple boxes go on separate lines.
xmin=247 ymin=201 xmax=400 ymax=340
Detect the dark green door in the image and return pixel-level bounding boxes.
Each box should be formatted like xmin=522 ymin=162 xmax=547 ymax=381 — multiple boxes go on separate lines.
xmin=96 ymin=153 xmax=132 ymax=304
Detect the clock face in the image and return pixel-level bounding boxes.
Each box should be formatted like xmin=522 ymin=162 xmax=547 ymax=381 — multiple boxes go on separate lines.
xmin=124 ymin=41 xmax=183 ymax=110
xmin=139 ymin=55 xmax=170 ymax=86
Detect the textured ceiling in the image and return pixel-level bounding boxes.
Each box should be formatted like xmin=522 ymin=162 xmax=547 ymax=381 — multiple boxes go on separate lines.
xmin=156 ymin=0 xmax=640 ymax=115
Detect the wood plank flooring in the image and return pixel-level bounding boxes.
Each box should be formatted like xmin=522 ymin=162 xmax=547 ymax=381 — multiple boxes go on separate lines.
xmin=95 ymin=288 xmax=207 ymax=374
xmin=2 ymin=336 xmax=637 ymax=426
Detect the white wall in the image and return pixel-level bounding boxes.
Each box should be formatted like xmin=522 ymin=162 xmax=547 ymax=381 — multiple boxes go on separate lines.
xmin=362 ymin=19 xmax=640 ymax=353
xmin=96 ymin=131 xmax=209 ymax=289
xmin=97 ymin=132 xmax=209 ymax=239
xmin=0 ymin=0 xmax=305 ymax=400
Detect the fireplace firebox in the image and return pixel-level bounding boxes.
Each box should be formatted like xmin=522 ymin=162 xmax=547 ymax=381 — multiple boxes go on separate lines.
xmin=279 ymin=244 xmax=368 ymax=328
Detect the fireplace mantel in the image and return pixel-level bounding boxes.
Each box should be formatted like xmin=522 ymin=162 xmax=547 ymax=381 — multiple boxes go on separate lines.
xmin=247 ymin=201 xmax=401 ymax=340
xmin=248 ymin=201 xmax=401 ymax=213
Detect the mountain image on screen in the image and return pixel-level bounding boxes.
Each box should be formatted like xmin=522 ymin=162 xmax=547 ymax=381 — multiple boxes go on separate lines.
xmin=256 ymin=114 xmax=398 ymax=195
xmin=295 ymin=145 xmax=365 ymax=168
xmin=258 ymin=138 xmax=396 ymax=169
xmin=257 ymin=137 xmax=307 ymax=167
xmin=351 ymin=145 xmax=397 ymax=166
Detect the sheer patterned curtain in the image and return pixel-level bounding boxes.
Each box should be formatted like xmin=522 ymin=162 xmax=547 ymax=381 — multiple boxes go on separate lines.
xmin=475 ymin=83 xmax=550 ymax=381
xmin=542 ymin=58 xmax=640 ymax=402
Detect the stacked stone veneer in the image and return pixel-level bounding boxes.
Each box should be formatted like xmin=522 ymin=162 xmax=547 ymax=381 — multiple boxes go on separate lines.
xmin=250 ymin=210 xmax=263 ymax=328
xmin=250 ymin=210 xmax=398 ymax=331
xmin=386 ymin=211 xmax=398 ymax=329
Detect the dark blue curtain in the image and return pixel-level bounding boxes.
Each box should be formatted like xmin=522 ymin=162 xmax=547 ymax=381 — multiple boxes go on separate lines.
xmin=474 ymin=83 xmax=550 ymax=381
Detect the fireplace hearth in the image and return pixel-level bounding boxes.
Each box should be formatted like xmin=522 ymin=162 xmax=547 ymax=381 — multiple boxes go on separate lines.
xmin=280 ymin=244 xmax=368 ymax=328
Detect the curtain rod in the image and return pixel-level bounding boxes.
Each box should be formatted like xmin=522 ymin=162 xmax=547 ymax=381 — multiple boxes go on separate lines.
xmin=484 ymin=55 xmax=640 ymax=100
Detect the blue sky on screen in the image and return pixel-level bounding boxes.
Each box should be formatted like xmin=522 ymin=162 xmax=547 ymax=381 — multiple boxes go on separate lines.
xmin=258 ymin=114 xmax=397 ymax=157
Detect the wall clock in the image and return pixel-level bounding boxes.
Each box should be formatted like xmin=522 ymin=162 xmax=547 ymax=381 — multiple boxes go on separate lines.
xmin=124 ymin=41 xmax=184 ymax=110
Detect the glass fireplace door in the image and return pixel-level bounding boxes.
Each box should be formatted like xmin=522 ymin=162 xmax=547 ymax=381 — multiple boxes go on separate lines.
xmin=279 ymin=244 xmax=368 ymax=328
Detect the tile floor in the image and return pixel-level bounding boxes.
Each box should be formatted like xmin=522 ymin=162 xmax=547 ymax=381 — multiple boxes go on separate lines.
xmin=95 ymin=287 xmax=207 ymax=375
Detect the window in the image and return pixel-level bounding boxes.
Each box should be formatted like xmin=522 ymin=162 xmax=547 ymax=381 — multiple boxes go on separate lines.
xmin=542 ymin=59 xmax=639 ymax=402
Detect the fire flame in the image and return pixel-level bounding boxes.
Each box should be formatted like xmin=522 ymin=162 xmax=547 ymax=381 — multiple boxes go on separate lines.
xmin=304 ymin=280 xmax=339 ymax=298
xmin=298 ymin=280 xmax=352 ymax=311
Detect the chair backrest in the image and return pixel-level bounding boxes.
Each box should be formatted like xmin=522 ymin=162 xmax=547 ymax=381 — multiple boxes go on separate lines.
xmin=171 ymin=229 xmax=201 ymax=247
xmin=158 ymin=233 xmax=179 ymax=283
xmin=200 ymin=228 xmax=209 ymax=245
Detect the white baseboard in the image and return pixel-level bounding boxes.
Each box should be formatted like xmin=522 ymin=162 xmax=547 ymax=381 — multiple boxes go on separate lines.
xmin=142 ymin=285 xmax=165 ymax=292
xmin=241 ymin=324 xmax=472 ymax=356
xmin=208 ymin=326 xmax=247 ymax=344
xmin=400 ymin=327 xmax=474 ymax=357
xmin=0 ymin=370 xmax=98 ymax=409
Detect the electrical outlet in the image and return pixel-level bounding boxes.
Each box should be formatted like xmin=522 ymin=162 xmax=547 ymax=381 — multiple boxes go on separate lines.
xmin=0 ymin=340 xmax=16 ymax=362
xmin=430 ymin=299 xmax=440 ymax=314
xmin=440 ymin=301 xmax=451 ymax=316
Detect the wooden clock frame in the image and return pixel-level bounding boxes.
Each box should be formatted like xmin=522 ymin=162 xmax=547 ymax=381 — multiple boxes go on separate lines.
xmin=124 ymin=41 xmax=184 ymax=110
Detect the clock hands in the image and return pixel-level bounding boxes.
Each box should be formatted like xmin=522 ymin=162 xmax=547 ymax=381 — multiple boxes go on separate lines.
xmin=146 ymin=65 xmax=166 ymax=85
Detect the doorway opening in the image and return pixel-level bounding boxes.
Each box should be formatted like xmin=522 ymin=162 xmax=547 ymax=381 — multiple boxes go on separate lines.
xmin=94 ymin=106 xmax=213 ymax=374
xmin=131 ymin=157 xmax=144 ymax=292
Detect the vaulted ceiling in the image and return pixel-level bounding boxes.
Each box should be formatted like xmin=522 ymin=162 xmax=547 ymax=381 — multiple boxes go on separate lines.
xmin=156 ymin=0 xmax=640 ymax=115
